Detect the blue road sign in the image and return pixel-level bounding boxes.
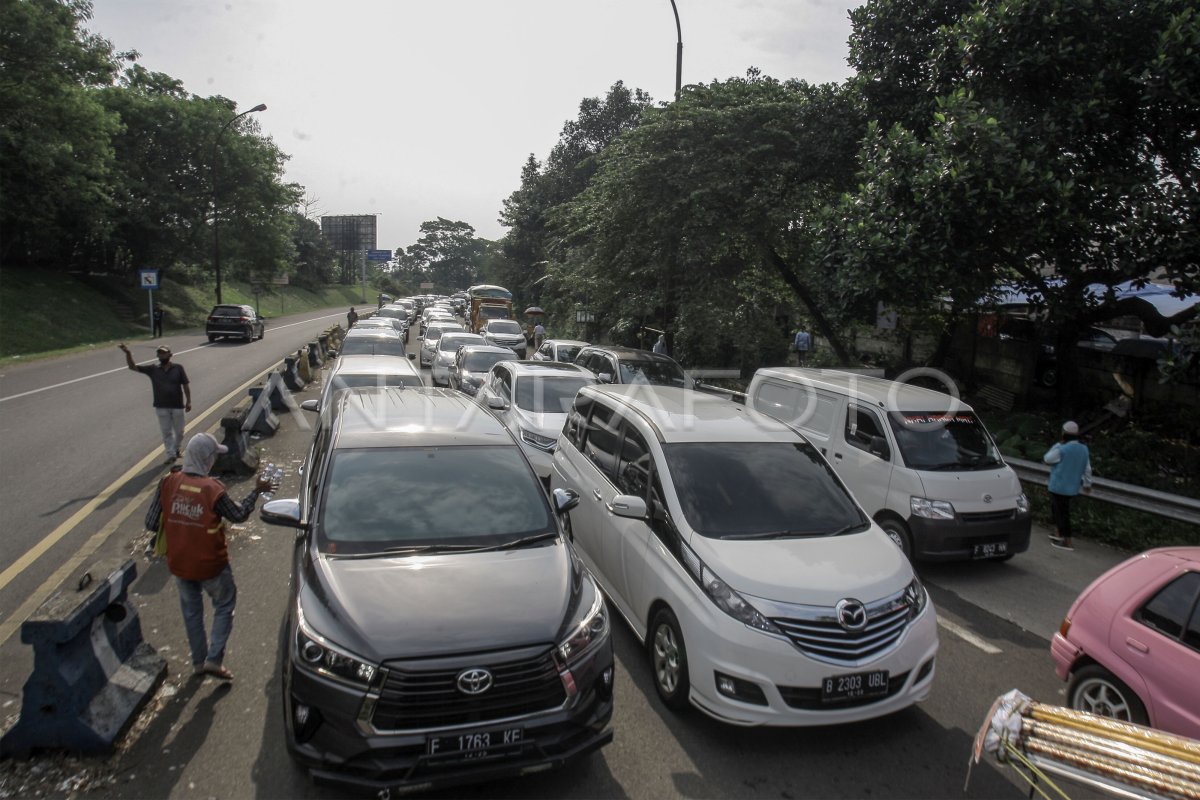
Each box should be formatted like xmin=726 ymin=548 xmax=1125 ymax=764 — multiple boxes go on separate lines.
xmin=366 ymin=249 xmax=392 ymax=262
xmin=138 ymin=269 xmax=160 ymax=289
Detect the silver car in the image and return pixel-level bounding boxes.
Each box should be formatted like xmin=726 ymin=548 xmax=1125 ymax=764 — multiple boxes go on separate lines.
xmin=419 ymin=320 xmax=465 ymax=366
xmin=430 ymin=331 xmax=485 ymax=386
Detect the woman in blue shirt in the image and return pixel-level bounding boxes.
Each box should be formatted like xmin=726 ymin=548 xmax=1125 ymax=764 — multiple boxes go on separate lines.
xmin=1043 ymin=421 xmax=1093 ymax=551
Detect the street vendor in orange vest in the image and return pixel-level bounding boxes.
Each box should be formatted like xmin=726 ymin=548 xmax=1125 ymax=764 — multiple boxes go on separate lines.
xmin=144 ymin=432 xmax=273 ymax=682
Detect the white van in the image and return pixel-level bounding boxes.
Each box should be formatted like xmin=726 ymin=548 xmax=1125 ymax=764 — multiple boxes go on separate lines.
xmin=746 ymin=368 xmax=1031 ymax=561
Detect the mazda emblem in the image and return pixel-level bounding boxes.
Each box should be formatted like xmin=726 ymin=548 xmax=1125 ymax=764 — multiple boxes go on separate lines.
xmin=456 ymin=668 xmax=493 ymax=695
xmin=835 ymin=599 xmax=869 ymax=632
xmin=982 ymin=494 xmax=993 ymax=504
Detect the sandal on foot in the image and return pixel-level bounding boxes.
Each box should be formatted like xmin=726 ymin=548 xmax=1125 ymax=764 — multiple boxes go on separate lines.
xmin=202 ymin=662 xmax=234 ymax=681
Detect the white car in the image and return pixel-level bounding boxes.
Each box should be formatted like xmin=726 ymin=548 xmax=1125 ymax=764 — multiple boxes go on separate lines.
xmin=478 ymin=361 xmax=597 ymax=479
xmin=419 ymin=320 xmax=464 ymax=366
xmin=480 ymin=319 xmax=528 ymax=358
xmin=302 ymin=353 xmax=422 ymax=413
xmin=430 ymin=331 xmax=485 ymax=386
xmin=532 ymin=338 xmax=589 ymax=364
xmin=550 ymin=384 xmax=939 ymax=726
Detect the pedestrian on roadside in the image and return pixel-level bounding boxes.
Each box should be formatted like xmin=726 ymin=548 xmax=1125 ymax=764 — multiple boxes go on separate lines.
xmin=144 ymin=432 xmax=273 ymax=682
xmin=1043 ymin=420 xmax=1093 ymax=551
xmin=653 ymin=334 xmax=668 ymax=355
xmin=119 ymin=343 xmax=191 ymax=462
xmin=347 ymin=307 xmax=358 ymax=328
xmin=534 ymin=321 xmax=546 ymax=349
xmin=152 ymin=305 xmax=165 ymax=338
xmin=793 ymin=328 xmax=812 ymax=365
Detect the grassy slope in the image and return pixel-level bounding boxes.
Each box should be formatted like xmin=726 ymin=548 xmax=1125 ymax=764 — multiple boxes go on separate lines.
xmin=0 ymin=268 xmax=366 ymax=360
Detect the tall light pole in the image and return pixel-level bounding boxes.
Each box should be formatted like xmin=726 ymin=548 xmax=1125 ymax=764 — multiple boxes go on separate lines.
xmin=668 ymin=0 xmax=682 ymax=100
xmin=212 ymin=102 xmax=267 ymax=305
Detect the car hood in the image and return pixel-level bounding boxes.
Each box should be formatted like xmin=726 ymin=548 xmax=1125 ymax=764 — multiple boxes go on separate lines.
xmin=298 ymin=541 xmax=577 ymax=661
xmin=691 ymin=528 xmax=913 ymax=606
xmin=487 ymin=333 xmax=526 ymax=345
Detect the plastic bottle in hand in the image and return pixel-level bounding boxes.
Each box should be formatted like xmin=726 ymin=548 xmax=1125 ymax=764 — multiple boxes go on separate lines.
xmin=260 ymin=462 xmax=277 ymax=500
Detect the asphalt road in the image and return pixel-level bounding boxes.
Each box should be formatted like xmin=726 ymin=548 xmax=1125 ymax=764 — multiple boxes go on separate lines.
xmin=0 ymin=319 xmax=1124 ymax=799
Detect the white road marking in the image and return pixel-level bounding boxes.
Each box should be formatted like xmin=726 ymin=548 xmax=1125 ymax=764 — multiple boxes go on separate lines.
xmin=0 ymin=313 xmax=340 ymax=403
xmin=937 ymin=617 xmax=1002 ymax=654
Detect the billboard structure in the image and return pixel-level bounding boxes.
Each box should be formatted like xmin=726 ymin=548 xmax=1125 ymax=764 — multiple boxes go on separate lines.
xmin=320 ymin=215 xmax=379 ymax=290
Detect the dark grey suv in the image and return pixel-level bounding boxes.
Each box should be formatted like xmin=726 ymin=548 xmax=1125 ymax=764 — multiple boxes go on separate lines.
xmin=206 ymin=304 xmax=265 ymax=342
xmin=260 ymin=387 xmax=614 ymax=793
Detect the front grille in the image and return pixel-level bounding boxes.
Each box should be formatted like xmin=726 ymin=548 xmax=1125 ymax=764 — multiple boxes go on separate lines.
xmin=771 ymin=592 xmax=913 ymax=665
xmin=778 ymin=671 xmax=910 ymax=710
xmin=372 ymin=648 xmax=566 ymax=731
xmin=960 ymin=509 xmax=1016 ymax=523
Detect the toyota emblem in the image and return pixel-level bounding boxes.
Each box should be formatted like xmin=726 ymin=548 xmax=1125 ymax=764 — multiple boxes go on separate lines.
xmin=456 ymin=668 xmax=493 ymax=695
xmin=835 ymin=599 xmax=869 ymax=632
xmin=982 ymin=494 xmax=993 ymax=504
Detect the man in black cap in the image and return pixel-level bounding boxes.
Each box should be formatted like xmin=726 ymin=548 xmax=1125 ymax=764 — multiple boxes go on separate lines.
xmin=119 ymin=342 xmax=192 ymax=461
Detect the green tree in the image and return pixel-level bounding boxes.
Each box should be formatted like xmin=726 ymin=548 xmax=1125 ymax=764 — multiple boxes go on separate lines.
xmin=395 ymin=218 xmax=492 ymax=293
xmin=841 ymin=0 xmax=1200 ymax=404
xmin=0 ymin=0 xmax=125 ymax=267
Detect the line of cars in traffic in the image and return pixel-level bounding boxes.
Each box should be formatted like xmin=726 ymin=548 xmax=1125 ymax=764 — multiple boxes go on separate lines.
xmin=254 ymin=296 xmax=1198 ymax=793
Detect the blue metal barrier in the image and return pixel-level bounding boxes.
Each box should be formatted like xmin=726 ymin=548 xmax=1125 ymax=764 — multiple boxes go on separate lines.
xmin=0 ymin=559 xmax=166 ymax=756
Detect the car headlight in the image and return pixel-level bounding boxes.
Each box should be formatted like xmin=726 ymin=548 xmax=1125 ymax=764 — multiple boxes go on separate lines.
xmin=903 ymin=577 xmax=928 ymax=619
xmin=1016 ymin=493 xmax=1030 ymax=514
xmin=295 ymin=611 xmax=379 ymax=688
xmin=679 ymin=542 xmax=782 ymax=635
xmin=520 ymin=427 xmax=557 ymax=452
xmin=557 ymin=590 xmax=609 ymax=665
xmin=910 ymin=496 xmax=956 ymax=520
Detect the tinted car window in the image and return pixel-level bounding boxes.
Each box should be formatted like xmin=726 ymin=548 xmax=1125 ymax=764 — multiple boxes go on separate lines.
xmin=212 ymin=305 xmax=248 ymax=317
xmin=618 ymin=359 xmax=686 ymax=387
xmin=318 ymin=446 xmax=552 ymax=553
xmin=564 ymin=393 xmax=592 ymax=448
xmin=662 ymin=442 xmax=865 ymax=539
xmin=558 ymin=345 xmax=583 ymax=363
xmin=515 ymin=376 xmax=592 ymax=413
xmin=845 ymin=404 xmax=889 ymax=458
xmin=616 ymin=425 xmax=651 ymax=498
xmin=487 ymin=320 xmax=523 ymax=335
xmin=1139 ymin=572 xmax=1200 ymax=640
xmin=584 ymin=403 xmax=620 ymax=478
xmin=338 ymin=338 xmax=408 ymax=357
xmin=887 ymin=411 xmax=1002 ymax=470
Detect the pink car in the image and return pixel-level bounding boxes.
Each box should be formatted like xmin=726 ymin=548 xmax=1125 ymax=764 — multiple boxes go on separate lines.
xmin=1051 ymin=546 xmax=1200 ymax=738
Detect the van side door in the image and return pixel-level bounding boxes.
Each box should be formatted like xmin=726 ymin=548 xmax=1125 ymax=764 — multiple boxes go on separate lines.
xmin=831 ymin=402 xmax=893 ymax=516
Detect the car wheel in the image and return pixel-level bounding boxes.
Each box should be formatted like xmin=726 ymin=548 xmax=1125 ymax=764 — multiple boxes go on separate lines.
xmin=649 ymin=607 xmax=690 ymax=711
xmin=1068 ymin=665 xmax=1149 ymax=725
xmin=207 ymin=335 xmax=217 ymax=343
xmin=878 ymin=517 xmax=914 ymax=561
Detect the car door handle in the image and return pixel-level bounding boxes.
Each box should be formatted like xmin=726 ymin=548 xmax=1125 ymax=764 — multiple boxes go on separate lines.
xmin=592 ymin=489 xmax=603 ymax=502
xmin=833 ymin=452 xmax=843 ymax=460
xmin=1125 ymin=637 xmax=1149 ymax=654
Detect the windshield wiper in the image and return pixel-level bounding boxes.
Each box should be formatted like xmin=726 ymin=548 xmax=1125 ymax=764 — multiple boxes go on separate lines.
xmin=329 ymin=544 xmax=485 ymax=559
xmin=475 ymin=531 xmax=559 ymax=552
xmin=916 ymin=462 xmax=967 ymax=471
xmin=829 ymin=521 xmax=872 ymax=536
xmin=720 ymin=530 xmax=818 ymax=540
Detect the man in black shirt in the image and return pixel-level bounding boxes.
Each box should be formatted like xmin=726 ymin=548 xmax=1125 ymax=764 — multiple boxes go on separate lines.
xmin=120 ymin=343 xmax=192 ymax=462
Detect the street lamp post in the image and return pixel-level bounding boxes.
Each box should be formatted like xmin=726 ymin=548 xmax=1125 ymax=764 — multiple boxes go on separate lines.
xmin=668 ymin=0 xmax=682 ymax=101
xmin=212 ymin=102 xmax=267 ymax=305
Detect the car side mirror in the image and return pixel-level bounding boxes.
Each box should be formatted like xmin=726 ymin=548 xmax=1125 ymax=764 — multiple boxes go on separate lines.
xmin=553 ymin=487 xmax=580 ymax=515
xmin=260 ymin=498 xmax=308 ymax=530
xmin=597 ymin=372 xmax=614 ymax=384
xmin=326 ymin=349 xmax=338 ymax=358
xmin=608 ymin=494 xmax=648 ymax=520
xmin=868 ymin=435 xmax=890 ymax=460
xmin=300 ymin=399 xmax=319 ymax=412
xmin=407 ymin=353 xmax=416 ymax=360
xmin=487 ymin=396 xmax=507 ymax=410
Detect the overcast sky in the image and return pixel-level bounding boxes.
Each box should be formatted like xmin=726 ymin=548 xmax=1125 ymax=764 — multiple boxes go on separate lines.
xmin=88 ymin=0 xmax=858 ymax=251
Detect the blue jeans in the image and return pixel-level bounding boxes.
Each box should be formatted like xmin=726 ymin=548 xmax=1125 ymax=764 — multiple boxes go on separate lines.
xmin=176 ymin=565 xmax=237 ymax=667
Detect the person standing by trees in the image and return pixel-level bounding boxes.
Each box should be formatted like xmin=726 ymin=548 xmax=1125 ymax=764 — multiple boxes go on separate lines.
xmin=119 ymin=343 xmax=191 ymax=462
xmin=793 ymin=328 xmax=812 ymax=365
xmin=152 ymin=305 xmax=165 ymax=337
xmin=346 ymin=307 xmax=358 ymax=328
xmin=1043 ymin=421 xmax=1093 ymax=551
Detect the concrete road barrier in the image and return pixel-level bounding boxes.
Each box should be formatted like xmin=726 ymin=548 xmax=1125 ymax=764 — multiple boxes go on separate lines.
xmin=216 ymin=401 xmax=259 ymax=475
xmin=282 ymin=355 xmax=307 ymax=391
xmin=242 ymin=379 xmax=280 ymax=437
xmin=0 ymin=559 xmax=166 ymax=756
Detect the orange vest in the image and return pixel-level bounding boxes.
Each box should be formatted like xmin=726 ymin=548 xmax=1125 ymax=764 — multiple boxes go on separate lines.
xmin=160 ymin=471 xmax=230 ymax=581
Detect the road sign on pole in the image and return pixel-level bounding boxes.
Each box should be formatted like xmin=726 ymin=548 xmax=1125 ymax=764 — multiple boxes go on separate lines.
xmin=138 ymin=269 xmax=160 ymax=289
xmin=366 ymin=249 xmax=391 ymax=262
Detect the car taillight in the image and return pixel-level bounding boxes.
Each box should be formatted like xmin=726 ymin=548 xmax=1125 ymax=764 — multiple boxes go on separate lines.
xmin=240 ymin=316 xmax=250 ymax=322
xmin=1058 ymin=617 xmax=1071 ymax=638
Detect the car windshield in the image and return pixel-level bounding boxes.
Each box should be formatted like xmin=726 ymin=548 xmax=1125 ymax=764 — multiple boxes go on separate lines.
xmin=377 ymin=308 xmax=406 ymax=320
xmin=514 ymin=376 xmax=593 ymax=413
xmin=424 ymin=327 xmax=456 ymax=342
xmin=338 ymin=338 xmax=408 ymax=357
xmin=464 ymin=351 xmax=516 ymax=371
xmin=557 ymin=345 xmax=583 ymax=363
xmin=439 ymin=334 xmax=482 ymax=353
xmin=887 ymin=411 xmax=1003 ymax=470
xmin=488 ymin=320 xmax=523 ymax=334
xmin=662 ymin=442 xmax=865 ymax=539
xmin=618 ymin=359 xmax=687 ymax=387
xmin=318 ymin=446 xmax=554 ymax=553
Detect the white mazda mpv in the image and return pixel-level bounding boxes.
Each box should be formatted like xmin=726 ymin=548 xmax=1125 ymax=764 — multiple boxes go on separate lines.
xmin=550 ymin=385 xmax=939 ymax=726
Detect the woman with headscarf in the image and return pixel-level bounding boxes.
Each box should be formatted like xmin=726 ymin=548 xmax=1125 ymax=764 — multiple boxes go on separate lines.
xmin=144 ymin=433 xmax=272 ymax=681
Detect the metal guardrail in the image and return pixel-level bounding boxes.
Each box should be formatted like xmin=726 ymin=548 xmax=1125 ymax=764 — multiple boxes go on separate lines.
xmin=1008 ymin=457 xmax=1200 ymax=526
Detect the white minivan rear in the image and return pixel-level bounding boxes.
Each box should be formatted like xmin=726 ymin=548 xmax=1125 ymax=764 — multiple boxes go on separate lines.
xmin=747 ymin=368 xmax=1031 ymax=562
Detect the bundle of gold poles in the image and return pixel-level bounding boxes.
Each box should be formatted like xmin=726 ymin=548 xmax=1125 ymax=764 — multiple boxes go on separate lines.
xmin=970 ymin=690 xmax=1200 ymax=800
